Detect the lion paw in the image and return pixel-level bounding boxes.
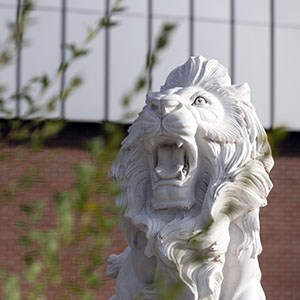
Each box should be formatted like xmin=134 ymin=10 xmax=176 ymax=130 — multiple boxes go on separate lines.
xmin=106 ymin=247 xmax=130 ymax=278
xmin=106 ymin=254 xmax=122 ymax=278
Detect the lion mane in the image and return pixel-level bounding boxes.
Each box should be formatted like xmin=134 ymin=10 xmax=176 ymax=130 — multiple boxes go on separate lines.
xmin=108 ymin=56 xmax=273 ymax=300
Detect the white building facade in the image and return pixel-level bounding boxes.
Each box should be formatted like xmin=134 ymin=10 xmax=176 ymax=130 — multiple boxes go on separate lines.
xmin=0 ymin=0 xmax=299 ymax=130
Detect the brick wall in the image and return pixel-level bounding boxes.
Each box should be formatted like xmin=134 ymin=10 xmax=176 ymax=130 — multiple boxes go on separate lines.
xmin=0 ymin=123 xmax=299 ymax=299
xmin=260 ymin=133 xmax=300 ymax=300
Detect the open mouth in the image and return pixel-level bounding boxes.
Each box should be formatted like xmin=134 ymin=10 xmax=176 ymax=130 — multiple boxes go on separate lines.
xmin=154 ymin=144 xmax=189 ymax=180
xmin=147 ymin=136 xmax=197 ymax=188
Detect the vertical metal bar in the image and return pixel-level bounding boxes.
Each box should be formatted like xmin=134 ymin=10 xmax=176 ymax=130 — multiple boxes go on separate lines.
xmin=147 ymin=0 xmax=153 ymax=91
xmin=230 ymin=0 xmax=235 ymax=84
xmin=270 ymin=0 xmax=275 ymax=130
xmin=104 ymin=0 xmax=110 ymax=121
xmin=15 ymin=0 xmax=22 ymax=118
xmin=189 ymin=0 xmax=194 ymax=56
xmin=60 ymin=0 xmax=67 ymax=119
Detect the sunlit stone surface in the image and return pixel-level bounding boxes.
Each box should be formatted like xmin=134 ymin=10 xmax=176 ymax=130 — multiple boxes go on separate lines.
xmin=107 ymin=56 xmax=273 ymax=300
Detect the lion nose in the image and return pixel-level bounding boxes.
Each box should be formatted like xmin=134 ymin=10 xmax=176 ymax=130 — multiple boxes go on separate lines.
xmin=150 ymin=99 xmax=181 ymax=116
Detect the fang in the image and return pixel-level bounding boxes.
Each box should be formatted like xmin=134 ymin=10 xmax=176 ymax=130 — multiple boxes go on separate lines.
xmin=176 ymin=140 xmax=183 ymax=148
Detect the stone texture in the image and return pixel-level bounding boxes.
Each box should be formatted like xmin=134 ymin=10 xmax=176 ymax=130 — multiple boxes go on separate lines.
xmin=108 ymin=56 xmax=274 ymax=300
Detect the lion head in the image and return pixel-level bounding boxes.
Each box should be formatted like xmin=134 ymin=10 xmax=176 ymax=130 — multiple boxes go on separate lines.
xmin=109 ymin=56 xmax=273 ymax=300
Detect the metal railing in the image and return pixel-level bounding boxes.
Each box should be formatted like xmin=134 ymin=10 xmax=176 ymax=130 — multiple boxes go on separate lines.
xmin=0 ymin=0 xmax=298 ymax=129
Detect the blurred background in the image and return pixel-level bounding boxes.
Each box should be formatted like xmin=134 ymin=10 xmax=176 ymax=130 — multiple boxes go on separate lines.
xmin=0 ymin=1 xmax=299 ymax=300
xmin=1 ymin=0 xmax=300 ymax=128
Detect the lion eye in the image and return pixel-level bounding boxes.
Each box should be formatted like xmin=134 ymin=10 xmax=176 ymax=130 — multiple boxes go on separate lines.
xmin=192 ymin=96 xmax=208 ymax=106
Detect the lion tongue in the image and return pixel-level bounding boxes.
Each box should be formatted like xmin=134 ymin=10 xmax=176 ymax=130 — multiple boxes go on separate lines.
xmin=155 ymin=145 xmax=184 ymax=179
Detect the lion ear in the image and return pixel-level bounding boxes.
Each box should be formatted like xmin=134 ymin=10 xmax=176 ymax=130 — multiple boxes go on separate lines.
xmin=232 ymin=83 xmax=251 ymax=103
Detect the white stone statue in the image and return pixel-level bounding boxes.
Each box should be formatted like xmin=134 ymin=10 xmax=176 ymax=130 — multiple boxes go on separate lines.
xmin=107 ymin=56 xmax=273 ymax=300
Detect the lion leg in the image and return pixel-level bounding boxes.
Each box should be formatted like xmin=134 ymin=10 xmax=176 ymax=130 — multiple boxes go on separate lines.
xmin=111 ymin=231 xmax=157 ymax=300
xmin=131 ymin=231 xmax=157 ymax=284
xmin=111 ymin=248 xmax=145 ymax=300
xmin=106 ymin=247 xmax=130 ymax=278
xmin=232 ymin=282 xmax=266 ymax=300
xmin=220 ymin=220 xmax=266 ymax=300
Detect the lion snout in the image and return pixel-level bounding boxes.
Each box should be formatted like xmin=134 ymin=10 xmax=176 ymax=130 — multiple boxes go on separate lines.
xmin=144 ymin=98 xmax=197 ymax=138
xmin=149 ymin=98 xmax=183 ymax=116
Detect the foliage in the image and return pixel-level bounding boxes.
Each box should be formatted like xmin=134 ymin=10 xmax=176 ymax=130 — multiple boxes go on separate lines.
xmin=0 ymin=0 xmax=288 ymax=297
xmin=13 ymin=131 xmax=122 ymax=300
xmin=121 ymin=23 xmax=177 ymax=120
xmin=0 ymin=0 xmax=177 ymax=299
xmin=267 ymin=126 xmax=288 ymax=156
xmin=0 ymin=0 xmax=289 ymax=296
xmin=0 ymin=0 xmax=125 ymax=149
xmin=0 ymin=0 xmax=121 ymax=299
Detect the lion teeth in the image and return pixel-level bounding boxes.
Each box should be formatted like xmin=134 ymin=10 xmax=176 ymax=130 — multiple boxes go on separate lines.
xmin=177 ymin=170 xmax=187 ymax=180
xmin=176 ymin=140 xmax=183 ymax=148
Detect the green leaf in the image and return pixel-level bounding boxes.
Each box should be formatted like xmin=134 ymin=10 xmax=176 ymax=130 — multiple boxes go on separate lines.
xmin=99 ymin=18 xmax=118 ymax=28
xmin=67 ymin=43 xmax=89 ymax=58
xmin=162 ymin=23 xmax=177 ymax=32
xmin=0 ymin=268 xmax=6 ymax=279
xmin=156 ymin=35 xmax=168 ymax=49
xmin=25 ymin=261 xmax=42 ymax=283
xmin=267 ymin=126 xmax=288 ymax=156
xmin=87 ymin=28 xmax=96 ymax=41
xmin=202 ymin=218 xmax=214 ymax=233
xmin=83 ymin=269 xmax=101 ymax=289
xmin=46 ymin=95 xmax=59 ymax=112
xmin=20 ymin=235 xmax=32 ymax=248
xmin=29 ymin=129 xmax=43 ymax=151
xmin=3 ymin=274 xmax=21 ymax=300
xmin=134 ymin=77 xmax=146 ymax=92
xmin=222 ymin=201 xmax=238 ymax=217
xmin=29 ymin=74 xmax=50 ymax=91
xmin=122 ymin=94 xmax=131 ymax=106
xmin=74 ymin=163 xmax=97 ymax=210
xmin=0 ymin=50 xmax=12 ymax=65
xmin=22 ymin=0 xmax=34 ymax=15
xmin=80 ymin=291 xmax=93 ymax=300
xmin=91 ymin=255 xmax=103 ymax=266
xmin=111 ymin=0 xmax=126 ymax=14
xmin=146 ymin=53 xmax=156 ymax=70
xmin=108 ymin=181 xmax=121 ymax=197
xmin=22 ymin=93 xmax=34 ymax=105
xmin=14 ymin=221 xmax=29 ymax=231
xmin=20 ymin=204 xmax=33 ymax=214
xmin=40 ymin=120 xmax=65 ymax=139
xmin=71 ymin=76 xmax=83 ymax=87
xmin=24 ymin=254 xmax=34 ymax=266
xmin=54 ymin=192 xmax=74 ymax=244
xmin=0 ymin=151 xmax=11 ymax=161
xmin=16 ymin=167 xmax=41 ymax=191
xmin=68 ymin=283 xmax=84 ymax=295
xmin=41 ymin=74 xmax=50 ymax=90
xmin=30 ymin=212 xmax=43 ymax=223
xmin=155 ymin=23 xmax=176 ymax=50
xmin=112 ymin=6 xmax=126 ymax=13
xmin=12 ymin=127 xmax=30 ymax=140
xmin=60 ymin=76 xmax=83 ymax=100
xmin=58 ymin=61 xmax=69 ymax=73
xmin=85 ymin=137 xmax=104 ymax=158
xmin=0 ymin=186 xmax=15 ymax=201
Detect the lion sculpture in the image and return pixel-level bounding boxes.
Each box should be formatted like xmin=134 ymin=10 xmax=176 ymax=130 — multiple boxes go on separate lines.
xmin=107 ymin=56 xmax=273 ymax=300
